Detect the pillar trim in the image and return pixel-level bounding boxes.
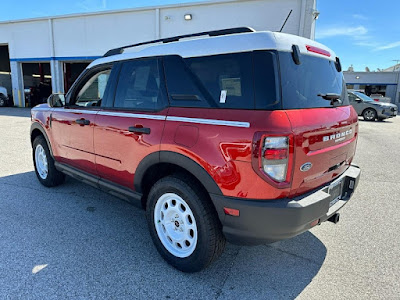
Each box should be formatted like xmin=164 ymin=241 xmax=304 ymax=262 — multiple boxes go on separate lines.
xmin=10 ymin=61 xmax=24 ymax=107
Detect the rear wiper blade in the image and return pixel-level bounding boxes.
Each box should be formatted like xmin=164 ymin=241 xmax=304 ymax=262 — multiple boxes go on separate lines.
xmin=317 ymin=93 xmax=342 ymax=104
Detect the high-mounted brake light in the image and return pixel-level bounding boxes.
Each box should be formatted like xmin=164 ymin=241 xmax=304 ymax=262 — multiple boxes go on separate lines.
xmin=306 ymin=45 xmax=331 ymax=57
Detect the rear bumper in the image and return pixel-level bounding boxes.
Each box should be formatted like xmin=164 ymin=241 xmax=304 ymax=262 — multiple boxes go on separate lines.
xmin=210 ymin=164 xmax=361 ymax=245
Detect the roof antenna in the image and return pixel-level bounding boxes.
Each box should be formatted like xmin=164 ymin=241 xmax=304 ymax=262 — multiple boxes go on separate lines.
xmin=279 ymin=9 xmax=293 ymax=32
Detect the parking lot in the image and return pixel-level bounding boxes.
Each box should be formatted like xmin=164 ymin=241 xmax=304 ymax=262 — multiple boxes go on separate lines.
xmin=0 ymin=107 xmax=399 ymax=299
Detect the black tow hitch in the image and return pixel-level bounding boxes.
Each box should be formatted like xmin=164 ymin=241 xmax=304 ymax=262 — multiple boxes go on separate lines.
xmin=328 ymin=213 xmax=340 ymax=224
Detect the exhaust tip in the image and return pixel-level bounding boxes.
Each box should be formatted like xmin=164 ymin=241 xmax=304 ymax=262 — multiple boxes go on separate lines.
xmin=328 ymin=213 xmax=340 ymax=224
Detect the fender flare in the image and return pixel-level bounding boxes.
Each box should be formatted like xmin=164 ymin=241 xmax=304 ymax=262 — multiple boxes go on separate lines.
xmin=30 ymin=122 xmax=54 ymax=157
xmin=134 ymin=151 xmax=222 ymax=195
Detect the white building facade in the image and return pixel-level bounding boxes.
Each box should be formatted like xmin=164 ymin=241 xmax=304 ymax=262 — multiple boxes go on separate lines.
xmin=0 ymin=0 xmax=318 ymax=107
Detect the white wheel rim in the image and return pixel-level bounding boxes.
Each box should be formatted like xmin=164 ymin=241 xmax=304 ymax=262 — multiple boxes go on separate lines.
xmin=154 ymin=193 xmax=198 ymax=258
xmin=35 ymin=144 xmax=48 ymax=179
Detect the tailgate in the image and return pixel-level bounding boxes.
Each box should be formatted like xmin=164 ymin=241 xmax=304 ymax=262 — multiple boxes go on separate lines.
xmin=285 ymin=106 xmax=358 ymax=197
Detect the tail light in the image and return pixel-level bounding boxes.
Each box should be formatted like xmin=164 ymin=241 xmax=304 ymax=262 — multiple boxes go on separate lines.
xmin=255 ymin=134 xmax=294 ymax=188
xmin=262 ymin=137 xmax=289 ymax=182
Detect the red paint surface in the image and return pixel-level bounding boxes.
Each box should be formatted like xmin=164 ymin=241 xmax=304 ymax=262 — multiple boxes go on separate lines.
xmin=32 ymin=104 xmax=359 ymax=200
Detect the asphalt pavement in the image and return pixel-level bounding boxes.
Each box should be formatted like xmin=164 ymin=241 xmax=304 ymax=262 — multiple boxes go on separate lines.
xmin=0 ymin=107 xmax=399 ymax=299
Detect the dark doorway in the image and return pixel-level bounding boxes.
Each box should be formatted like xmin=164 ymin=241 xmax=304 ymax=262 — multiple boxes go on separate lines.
xmin=0 ymin=45 xmax=11 ymax=106
xmin=64 ymin=62 xmax=90 ymax=93
xmin=22 ymin=63 xmax=52 ymax=107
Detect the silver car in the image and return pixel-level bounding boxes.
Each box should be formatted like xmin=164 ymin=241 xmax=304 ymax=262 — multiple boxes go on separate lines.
xmin=348 ymin=91 xmax=398 ymax=121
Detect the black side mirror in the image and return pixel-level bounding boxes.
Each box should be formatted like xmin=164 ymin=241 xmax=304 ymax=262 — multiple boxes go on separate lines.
xmin=355 ymin=98 xmax=362 ymax=102
xmin=47 ymin=93 xmax=65 ymax=107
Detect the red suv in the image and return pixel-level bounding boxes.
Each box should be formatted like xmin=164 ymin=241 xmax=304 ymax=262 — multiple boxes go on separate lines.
xmin=31 ymin=28 xmax=360 ymax=272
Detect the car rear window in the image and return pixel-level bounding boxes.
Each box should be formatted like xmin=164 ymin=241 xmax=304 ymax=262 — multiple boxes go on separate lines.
xmin=279 ymin=52 xmax=348 ymax=109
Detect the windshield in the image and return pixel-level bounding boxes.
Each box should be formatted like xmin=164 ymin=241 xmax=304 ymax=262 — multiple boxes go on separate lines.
xmin=279 ymin=52 xmax=348 ymax=109
xmin=353 ymin=91 xmax=374 ymax=102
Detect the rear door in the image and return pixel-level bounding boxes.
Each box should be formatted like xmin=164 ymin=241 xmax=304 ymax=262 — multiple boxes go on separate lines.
xmin=94 ymin=58 xmax=168 ymax=189
xmin=278 ymin=51 xmax=358 ymax=196
xmin=51 ymin=66 xmax=113 ymax=175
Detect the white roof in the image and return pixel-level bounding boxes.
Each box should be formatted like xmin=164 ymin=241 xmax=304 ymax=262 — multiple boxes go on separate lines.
xmin=88 ymin=31 xmax=337 ymax=69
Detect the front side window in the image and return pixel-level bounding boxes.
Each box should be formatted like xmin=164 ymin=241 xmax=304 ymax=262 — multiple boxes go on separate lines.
xmin=348 ymin=93 xmax=357 ymax=102
xmin=75 ymin=69 xmax=111 ymax=107
xmin=113 ymin=59 xmax=166 ymax=111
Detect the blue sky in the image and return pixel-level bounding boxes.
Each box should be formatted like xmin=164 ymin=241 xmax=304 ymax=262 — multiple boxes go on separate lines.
xmin=316 ymin=0 xmax=400 ymax=71
xmin=0 ymin=0 xmax=398 ymax=71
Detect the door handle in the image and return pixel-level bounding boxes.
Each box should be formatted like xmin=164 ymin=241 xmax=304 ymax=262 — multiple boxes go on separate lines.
xmin=76 ymin=118 xmax=90 ymax=126
xmin=128 ymin=126 xmax=151 ymax=135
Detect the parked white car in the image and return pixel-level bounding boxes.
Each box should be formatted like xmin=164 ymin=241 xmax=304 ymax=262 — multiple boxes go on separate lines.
xmin=0 ymin=86 xmax=9 ymax=107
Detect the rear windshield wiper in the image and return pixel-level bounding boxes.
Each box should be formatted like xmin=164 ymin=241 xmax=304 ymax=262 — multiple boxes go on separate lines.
xmin=317 ymin=93 xmax=342 ymax=105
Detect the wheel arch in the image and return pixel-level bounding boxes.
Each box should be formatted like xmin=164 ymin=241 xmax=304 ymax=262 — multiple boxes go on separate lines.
xmin=30 ymin=123 xmax=54 ymax=157
xmin=135 ymin=151 xmax=222 ymax=208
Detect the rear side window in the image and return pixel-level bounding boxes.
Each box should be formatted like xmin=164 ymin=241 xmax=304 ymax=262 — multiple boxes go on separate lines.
xmin=163 ymin=52 xmax=280 ymax=110
xmin=185 ymin=53 xmax=254 ymax=109
xmin=163 ymin=55 xmax=213 ymax=108
xmin=114 ymin=59 xmax=167 ymax=111
xmin=279 ymin=52 xmax=349 ymax=109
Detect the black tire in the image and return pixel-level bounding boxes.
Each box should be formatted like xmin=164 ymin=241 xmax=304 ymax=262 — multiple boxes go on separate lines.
xmin=0 ymin=94 xmax=6 ymax=107
xmin=146 ymin=175 xmax=226 ymax=272
xmin=32 ymin=136 xmax=65 ymax=187
xmin=363 ymin=108 xmax=377 ymax=121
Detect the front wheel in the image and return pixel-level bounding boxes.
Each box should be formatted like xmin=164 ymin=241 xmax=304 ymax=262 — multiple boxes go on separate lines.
xmin=33 ymin=136 xmax=65 ymax=187
xmin=363 ymin=108 xmax=377 ymax=121
xmin=146 ymin=176 xmax=226 ymax=272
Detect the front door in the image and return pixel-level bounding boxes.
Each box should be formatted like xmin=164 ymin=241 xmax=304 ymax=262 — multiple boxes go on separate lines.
xmin=51 ymin=67 xmax=113 ymax=175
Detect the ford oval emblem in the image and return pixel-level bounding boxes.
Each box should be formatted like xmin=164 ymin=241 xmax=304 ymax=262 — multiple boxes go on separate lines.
xmin=300 ymin=162 xmax=312 ymax=172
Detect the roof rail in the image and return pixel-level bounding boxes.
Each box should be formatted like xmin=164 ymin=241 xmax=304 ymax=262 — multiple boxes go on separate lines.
xmin=103 ymin=27 xmax=255 ymax=57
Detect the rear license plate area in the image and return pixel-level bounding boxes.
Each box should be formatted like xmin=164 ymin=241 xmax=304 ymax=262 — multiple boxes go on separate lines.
xmin=328 ymin=179 xmax=342 ymax=207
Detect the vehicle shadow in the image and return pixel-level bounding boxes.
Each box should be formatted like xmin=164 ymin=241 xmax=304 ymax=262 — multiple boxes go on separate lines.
xmin=0 ymin=107 xmax=31 ymax=118
xmin=357 ymin=117 xmax=395 ymax=123
xmin=0 ymin=171 xmax=327 ymax=299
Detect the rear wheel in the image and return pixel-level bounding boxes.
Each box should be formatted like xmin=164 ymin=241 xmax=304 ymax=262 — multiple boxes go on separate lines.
xmin=33 ymin=136 xmax=65 ymax=187
xmin=363 ymin=108 xmax=377 ymax=121
xmin=146 ymin=175 xmax=225 ymax=272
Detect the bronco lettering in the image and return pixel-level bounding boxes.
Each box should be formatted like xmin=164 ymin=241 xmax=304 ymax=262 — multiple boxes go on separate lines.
xmin=323 ymin=129 xmax=352 ymax=142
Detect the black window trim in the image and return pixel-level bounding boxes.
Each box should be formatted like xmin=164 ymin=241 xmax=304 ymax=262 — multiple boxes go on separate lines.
xmin=253 ymin=50 xmax=282 ymax=110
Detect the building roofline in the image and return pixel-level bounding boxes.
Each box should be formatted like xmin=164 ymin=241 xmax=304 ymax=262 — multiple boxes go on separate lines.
xmin=0 ymin=0 xmax=242 ymax=24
